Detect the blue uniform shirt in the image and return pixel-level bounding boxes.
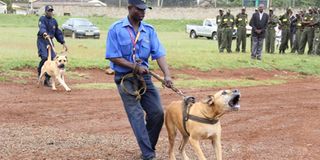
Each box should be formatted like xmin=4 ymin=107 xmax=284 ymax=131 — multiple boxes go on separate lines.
xmin=37 ymin=15 xmax=65 ymax=58
xmin=105 ymin=17 xmax=166 ymax=73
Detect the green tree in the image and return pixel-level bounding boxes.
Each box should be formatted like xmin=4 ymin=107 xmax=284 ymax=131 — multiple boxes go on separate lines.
xmin=2 ymin=0 xmax=13 ymax=13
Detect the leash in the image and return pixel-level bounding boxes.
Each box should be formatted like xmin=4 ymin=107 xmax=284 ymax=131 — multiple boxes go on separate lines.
xmin=46 ymin=37 xmax=67 ymax=54
xmin=120 ymin=73 xmax=147 ymax=101
xmin=149 ymin=71 xmax=186 ymax=98
xmin=46 ymin=38 xmax=57 ymax=54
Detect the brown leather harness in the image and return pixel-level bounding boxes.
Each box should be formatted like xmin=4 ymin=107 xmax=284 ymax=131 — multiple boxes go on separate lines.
xmin=182 ymin=96 xmax=220 ymax=136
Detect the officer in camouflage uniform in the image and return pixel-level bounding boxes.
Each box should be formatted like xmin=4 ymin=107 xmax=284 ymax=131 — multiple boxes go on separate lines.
xmin=292 ymin=11 xmax=304 ymax=54
xmin=220 ymin=9 xmax=234 ymax=53
xmin=299 ymin=7 xmax=315 ymax=54
xmin=216 ymin=9 xmax=224 ymax=49
xmin=265 ymin=8 xmax=278 ymax=54
xmin=235 ymin=7 xmax=248 ymax=53
xmin=312 ymin=8 xmax=320 ymax=55
xmin=279 ymin=8 xmax=292 ymax=54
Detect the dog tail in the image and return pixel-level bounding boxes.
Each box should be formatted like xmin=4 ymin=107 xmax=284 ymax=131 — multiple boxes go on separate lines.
xmin=47 ymin=45 xmax=52 ymax=61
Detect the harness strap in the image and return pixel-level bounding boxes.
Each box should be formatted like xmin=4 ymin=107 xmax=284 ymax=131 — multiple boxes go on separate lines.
xmin=188 ymin=115 xmax=219 ymax=125
xmin=182 ymin=96 xmax=195 ymax=136
xmin=182 ymin=97 xmax=220 ymax=136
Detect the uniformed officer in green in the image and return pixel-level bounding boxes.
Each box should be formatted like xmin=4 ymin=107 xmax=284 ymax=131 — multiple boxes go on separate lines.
xmin=299 ymin=7 xmax=315 ymax=54
xmin=312 ymin=9 xmax=320 ymax=55
xmin=220 ymin=9 xmax=234 ymax=53
xmin=216 ymin=9 xmax=224 ymax=49
xmin=292 ymin=11 xmax=304 ymax=54
xmin=265 ymin=8 xmax=278 ymax=53
xmin=279 ymin=8 xmax=292 ymax=54
xmin=235 ymin=7 xmax=248 ymax=53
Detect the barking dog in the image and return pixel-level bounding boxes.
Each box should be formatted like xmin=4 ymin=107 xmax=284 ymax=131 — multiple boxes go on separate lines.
xmin=165 ymin=89 xmax=240 ymax=160
xmin=38 ymin=45 xmax=71 ymax=92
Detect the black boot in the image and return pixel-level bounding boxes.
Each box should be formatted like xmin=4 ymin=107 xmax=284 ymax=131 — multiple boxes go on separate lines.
xmin=44 ymin=76 xmax=52 ymax=87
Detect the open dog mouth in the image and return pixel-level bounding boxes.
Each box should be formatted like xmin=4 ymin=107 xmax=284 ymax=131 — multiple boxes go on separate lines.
xmin=228 ymin=94 xmax=240 ymax=111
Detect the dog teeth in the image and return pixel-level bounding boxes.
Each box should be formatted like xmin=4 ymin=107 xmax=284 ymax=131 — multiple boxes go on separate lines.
xmin=234 ymin=104 xmax=240 ymax=108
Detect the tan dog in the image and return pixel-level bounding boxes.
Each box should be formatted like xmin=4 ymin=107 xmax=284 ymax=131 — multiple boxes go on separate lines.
xmin=165 ymin=89 xmax=240 ymax=160
xmin=38 ymin=45 xmax=71 ymax=92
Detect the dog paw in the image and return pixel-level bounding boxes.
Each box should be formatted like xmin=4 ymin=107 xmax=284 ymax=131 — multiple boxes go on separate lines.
xmin=52 ymin=88 xmax=57 ymax=91
xmin=66 ymin=88 xmax=71 ymax=92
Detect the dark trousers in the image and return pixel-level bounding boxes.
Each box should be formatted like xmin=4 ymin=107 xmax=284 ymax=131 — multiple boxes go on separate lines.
xmin=220 ymin=28 xmax=233 ymax=53
xmin=236 ymin=27 xmax=247 ymax=52
xmin=280 ymin=28 xmax=290 ymax=52
xmin=251 ymin=36 xmax=264 ymax=59
xmin=299 ymin=27 xmax=314 ymax=54
xmin=37 ymin=56 xmax=51 ymax=80
xmin=115 ymin=73 xmax=164 ymax=159
xmin=293 ymin=29 xmax=302 ymax=54
xmin=265 ymin=28 xmax=276 ymax=53
xmin=217 ymin=28 xmax=224 ymax=49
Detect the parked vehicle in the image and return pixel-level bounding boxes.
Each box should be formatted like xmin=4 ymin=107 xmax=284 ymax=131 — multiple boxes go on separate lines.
xmin=61 ymin=18 xmax=100 ymax=39
xmin=233 ymin=25 xmax=252 ymax=39
xmin=186 ymin=19 xmax=251 ymax=40
xmin=186 ymin=19 xmax=218 ymax=40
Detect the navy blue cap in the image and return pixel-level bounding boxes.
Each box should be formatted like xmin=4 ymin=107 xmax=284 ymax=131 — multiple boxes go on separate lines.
xmin=45 ymin=5 xmax=54 ymax=11
xmin=128 ymin=0 xmax=152 ymax=10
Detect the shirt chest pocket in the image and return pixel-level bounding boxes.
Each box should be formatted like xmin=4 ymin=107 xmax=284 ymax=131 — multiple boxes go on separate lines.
xmin=119 ymin=39 xmax=132 ymax=56
xmin=139 ymin=40 xmax=151 ymax=59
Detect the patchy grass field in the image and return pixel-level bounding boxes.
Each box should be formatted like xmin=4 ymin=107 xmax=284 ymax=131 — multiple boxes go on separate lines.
xmin=0 ymin=14 xmax=320 ymax=160
xmin=1 ymin=15 xmax=320 ymax=76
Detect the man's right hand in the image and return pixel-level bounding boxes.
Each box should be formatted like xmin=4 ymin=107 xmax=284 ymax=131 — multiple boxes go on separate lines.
xmin=43 ymin=32 xmax=50 ymax=39
xmin=134 ymin=65 xmax=149 ymax=75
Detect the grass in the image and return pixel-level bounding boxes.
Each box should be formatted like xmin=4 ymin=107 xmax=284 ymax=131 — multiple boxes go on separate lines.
xmin=0 ymin=14 xmax=320 ymax=82
xmin=71 ymin=79 xmax=286 ymax=90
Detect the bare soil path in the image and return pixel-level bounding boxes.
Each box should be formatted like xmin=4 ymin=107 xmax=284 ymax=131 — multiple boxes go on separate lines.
xmin=0 ymin=68 xmax=319 ymax=160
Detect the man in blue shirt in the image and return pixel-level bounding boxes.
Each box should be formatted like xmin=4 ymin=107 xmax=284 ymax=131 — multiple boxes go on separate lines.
xmin=106 ymin=0 xmax=173 ymax=159
xmin=37 ymin=5 xmax=68 ymax=86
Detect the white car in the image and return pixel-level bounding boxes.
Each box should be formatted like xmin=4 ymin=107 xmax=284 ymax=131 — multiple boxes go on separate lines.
xmin=186 ymin=18 xmax=218 ymax=40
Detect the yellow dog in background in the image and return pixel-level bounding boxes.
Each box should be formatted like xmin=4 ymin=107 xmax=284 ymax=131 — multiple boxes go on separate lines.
xmin=38 ymin=45 xmax=71 ymax=92
xmin=165 ymin=89 xmax=240 ymax=160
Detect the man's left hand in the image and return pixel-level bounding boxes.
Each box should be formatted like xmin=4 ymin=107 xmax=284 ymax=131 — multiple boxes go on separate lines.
xmin=62 ymin=43 xmax=68 ymax=52
xmin=164 ymin=76 xmax=173 ymax=88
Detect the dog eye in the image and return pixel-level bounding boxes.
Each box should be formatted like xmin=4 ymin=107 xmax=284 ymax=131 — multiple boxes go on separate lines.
xmin=221 ymin=91 xmax=227 ymax=95
xmin=63 ymin=60 xmax=66 ymax=62
xmin=59 ymin=60 xmax=62 ymax=62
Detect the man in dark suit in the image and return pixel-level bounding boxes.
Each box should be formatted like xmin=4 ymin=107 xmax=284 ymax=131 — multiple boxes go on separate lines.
xmin=249 ymin=4 xmax=269 ymax=60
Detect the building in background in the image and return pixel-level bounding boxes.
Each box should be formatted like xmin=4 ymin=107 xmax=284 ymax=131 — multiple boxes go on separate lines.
xmin=0 ymin=1 xmax=7 ymax=14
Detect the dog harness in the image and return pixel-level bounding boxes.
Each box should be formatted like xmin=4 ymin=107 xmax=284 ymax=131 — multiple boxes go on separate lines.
xmin=182 ymin=97 xmax=220 ymax=136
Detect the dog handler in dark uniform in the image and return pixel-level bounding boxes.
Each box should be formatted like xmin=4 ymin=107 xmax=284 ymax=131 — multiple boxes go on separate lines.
xmin=105 ymin=0 xmax=173 ymax=159
xmin=37 ymin=5 xmax=67 ymax=86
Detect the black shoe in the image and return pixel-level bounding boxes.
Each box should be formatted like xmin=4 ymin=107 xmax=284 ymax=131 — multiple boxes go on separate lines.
xmin=140 ymin=155 xmax=156 ymax=160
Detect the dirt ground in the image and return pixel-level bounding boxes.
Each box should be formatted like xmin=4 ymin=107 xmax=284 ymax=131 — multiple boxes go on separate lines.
xmin=0 ymin=68 xmax=319 ymax=160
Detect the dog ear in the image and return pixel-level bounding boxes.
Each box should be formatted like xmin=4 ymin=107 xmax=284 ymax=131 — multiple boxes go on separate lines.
xmin=203 ymin=95 xmax=214 ymax=106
